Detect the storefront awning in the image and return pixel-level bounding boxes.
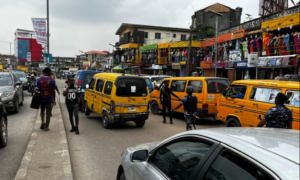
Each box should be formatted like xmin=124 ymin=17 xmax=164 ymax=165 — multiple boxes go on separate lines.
xmin=120 ymin=43 xmax=143 ymax=49
xmin=158 ymin=42 xmax=170 ymax=49
xmin=261 ymin=12 xmax=300 ymax=31
xmin=139 ymin=44 xmax=157 ymax=51
xmin=170 ymin=41 xmax=201 ymax=48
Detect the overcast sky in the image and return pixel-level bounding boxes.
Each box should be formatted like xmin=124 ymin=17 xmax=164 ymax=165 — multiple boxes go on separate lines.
xmin=0 ymin=0 xmax=284 ymax=57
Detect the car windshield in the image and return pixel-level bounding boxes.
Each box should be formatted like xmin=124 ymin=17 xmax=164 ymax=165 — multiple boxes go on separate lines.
xmin=0 ymin=75 xmax=13 ymax=86
xmin=144 ymin=78 xmax=151 ymax=86
xmin=151 ymin=77 xmax=169 ymax=82
xmin=116 ymin=78 xmax=148 ymax=97
xmin=207 ymin=79 xmax=230 ymax=93
xmin=13 ymin=72 xmax=26 ymax=78
xmin=84 ymin=74 xmax=95 ymax=87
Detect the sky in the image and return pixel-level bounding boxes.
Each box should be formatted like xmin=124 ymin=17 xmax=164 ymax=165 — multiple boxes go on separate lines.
xmin=0 ymin=0 xmax=278 ymax=57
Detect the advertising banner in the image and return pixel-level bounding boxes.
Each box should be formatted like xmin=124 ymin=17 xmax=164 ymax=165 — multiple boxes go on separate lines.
xmin=248 ymin=53 xmax=258 ymax=67
xmin=229 ymin=50 xmax=242 ymax=61
xmin=83 ymin=61 xmax=90 ymax=68
xmin=31 ymin=18 xmax=47 ymax=45
xmin=172 ymin=63 xmax=180 ymax=69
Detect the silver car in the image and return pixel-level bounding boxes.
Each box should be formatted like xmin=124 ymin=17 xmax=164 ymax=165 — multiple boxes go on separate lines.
xmin=117 ymin=128 xmax=299 ymax=180
xmin=0 ymin=72 xmax=24 ymax=113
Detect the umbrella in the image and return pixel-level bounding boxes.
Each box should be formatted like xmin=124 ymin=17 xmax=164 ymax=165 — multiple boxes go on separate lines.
xmin=112 ymin=65 xmax=123 ymax=70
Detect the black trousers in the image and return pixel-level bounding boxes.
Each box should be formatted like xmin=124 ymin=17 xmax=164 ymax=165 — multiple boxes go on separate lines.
xmin=163 ymin=103 xmax=172 ymax=122
xmin=67 ymin=104 xmax=79 ymax=130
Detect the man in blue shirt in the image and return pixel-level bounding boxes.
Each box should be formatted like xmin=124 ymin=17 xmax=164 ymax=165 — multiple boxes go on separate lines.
xmin=231 ymin=87 xmax=246 ymax=99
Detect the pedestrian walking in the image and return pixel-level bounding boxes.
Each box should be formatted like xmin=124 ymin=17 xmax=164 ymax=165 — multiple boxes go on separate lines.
xmin=63 ymin=78 xmax=84 ymax=135
xmin=160 ymin=81 xmax=180 ymax=124
xmin=172 ymin=86 xmax=198 ymax=131
xmin=257 ymin=93 xmax=293 ymax=129
xmin=36 ymin=67 xmax=56 ymax=131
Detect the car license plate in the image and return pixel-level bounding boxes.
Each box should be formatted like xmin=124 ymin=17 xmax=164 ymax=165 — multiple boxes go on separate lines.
xmin=128 ymin=107 xmax=136 ymax=112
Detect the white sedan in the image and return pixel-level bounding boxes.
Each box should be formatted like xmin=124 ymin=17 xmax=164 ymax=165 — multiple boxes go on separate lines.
xmin=116 ymin=128 xmax=299 ymax=180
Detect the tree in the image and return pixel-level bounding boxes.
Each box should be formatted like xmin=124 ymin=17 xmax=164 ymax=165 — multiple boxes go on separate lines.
xmin=297 ymin=1 xmax=300 ymax=5
xmin=192 ymin=23 xmax=215 ymax=40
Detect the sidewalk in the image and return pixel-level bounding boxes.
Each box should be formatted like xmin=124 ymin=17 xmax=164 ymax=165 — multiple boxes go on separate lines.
xmin=14 ymin=97 xmax=73 ymax=180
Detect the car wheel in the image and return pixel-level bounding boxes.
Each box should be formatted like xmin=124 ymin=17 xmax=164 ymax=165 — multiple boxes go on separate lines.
xmin=0 ymin=116 xmax=7 ymax=148
xmin=102 ymin=111 xmax=111 ymax=129
xmin=150 ymin=101 xmax=159 ymax=115
xmin=119 ymin=173 xmax=126 ymax=180
xmin=14 ymin=99 xmax=19 ymax=114
xmin=85 ymin=102 xmax=90 ymax=116
xmin=226 ymin=118 xmax=241 ymax=127
xmin=135 ymin=120 xmax=145 ymax=127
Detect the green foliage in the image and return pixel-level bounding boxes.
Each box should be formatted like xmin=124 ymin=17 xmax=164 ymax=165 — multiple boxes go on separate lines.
xmin=297 ymin=1 xmax=300 ymax=5
xmin=193 ymin=23 xmax=215 ymax=40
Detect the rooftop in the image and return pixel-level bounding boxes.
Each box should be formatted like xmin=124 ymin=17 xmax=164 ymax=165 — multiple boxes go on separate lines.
xmin=85 ymin=50 xmax=109 ymax=55
xmin=116 ymin=23 xmax=190 ymax=35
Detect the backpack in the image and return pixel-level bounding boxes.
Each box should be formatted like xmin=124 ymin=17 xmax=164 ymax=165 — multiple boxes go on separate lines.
xmin=40 ymin=77 xmax=53 ymax=98
xmin=184 ymin=95 xmax=198 ymax=112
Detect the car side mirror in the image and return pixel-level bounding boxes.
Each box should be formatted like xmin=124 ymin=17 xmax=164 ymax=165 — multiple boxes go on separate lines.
xmin=131 ymin=150 xmax=148 ymax=162
xmin=222 ymin=89 xmax=227 ymax=97
xmin=86 ymin=84 xmax=89 ymax=89
xmin=16 ymin=82 xmax=22 ymax=86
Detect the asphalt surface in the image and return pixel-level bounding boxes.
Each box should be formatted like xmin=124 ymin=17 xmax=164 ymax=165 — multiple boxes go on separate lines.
xmin=56 ymin=79 xmax=225 ymax=180
xmin=0 ymin=91 xmax=38 ymax=180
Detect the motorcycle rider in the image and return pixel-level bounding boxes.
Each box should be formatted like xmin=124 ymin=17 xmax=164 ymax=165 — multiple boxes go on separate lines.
xmin=172 ymin=86 xmax=198 ymax=131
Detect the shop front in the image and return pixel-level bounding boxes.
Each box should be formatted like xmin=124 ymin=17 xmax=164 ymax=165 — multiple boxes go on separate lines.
xmin=200 ymin=61 xmax=214 ymax=77
xmin=139 ymin=44 xmax=158 ymax=75
xmin=158 ymin=42 xmax=170 ymax=65
xmin=234 ymin=61 xmax=257 ymax=80
xmin=169 ymin=41 xmax=201 ymax=76
xmin=120 ymin=43 xmax=143 ymax=64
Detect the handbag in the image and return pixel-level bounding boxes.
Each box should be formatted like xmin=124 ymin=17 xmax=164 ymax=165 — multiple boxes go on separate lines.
xmin=30 ymin=93 xmax=40 ymax=109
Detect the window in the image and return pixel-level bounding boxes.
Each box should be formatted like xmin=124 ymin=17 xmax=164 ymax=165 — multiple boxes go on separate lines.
xmin=96 ymin=79 xmax=105 ymax=92
xmin=89 ymin=78 xmax=96 ymax=90
xmin=188 ymin=81 xmax=203 ymax=93
xmin=173 ymin=34 xmax=177 ymax=38
xmin=250 ymin=87 xmax=282 ymax=103
xmin=152 ymin=140 xmax=213 ymax=180
xmin=171 ymin=80 xmax=187 ymax=92
xmin=144 ymin=78 xmax=151 ymax=86
xmin=0 ymin=75 xmax=13 ymax=86
xmin=204 ymin=151 xmax=275 ymax=180
xmin=74 ymin=75 xmax=79 ymax=85
xmin=155 ymin=33 xmax=161 ymax=39
xmin=144 ymin=32 xmax=148 ymax=39
xmin=116 ymin=78 xmax=147 ymax=97
xmin=225 ymin=85 xmax=247 ymax=99
xmin=166 ymin=33 xmax=170 ymax=38
xmin=207 ymin=79 xmax=230 ymax=94
xmin=285 ymin=90 xmax=299 ymax=107
xmin=84 ymin=73 xmax=95 ymax=87
xmin=104 ymin=81 xmax=113 ymax=95
xmin=181 ymin=35 xmax=187 ymax=41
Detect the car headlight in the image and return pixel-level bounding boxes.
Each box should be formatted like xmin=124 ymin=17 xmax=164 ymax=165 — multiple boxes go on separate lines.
xmin=1 ymin=91 xmax=14 ymax=98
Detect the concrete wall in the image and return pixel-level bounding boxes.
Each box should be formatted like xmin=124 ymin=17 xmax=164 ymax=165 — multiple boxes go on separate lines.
xmin=137 ymin=28 xmax=190 ymax=45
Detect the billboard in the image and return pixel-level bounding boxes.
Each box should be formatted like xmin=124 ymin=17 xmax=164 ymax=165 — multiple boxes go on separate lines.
xmin=31 ymin=18 xmax=47 ymax=45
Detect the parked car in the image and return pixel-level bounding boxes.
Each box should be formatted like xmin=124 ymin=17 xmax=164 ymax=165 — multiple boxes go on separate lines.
xmin=150 ymin=77 xmax=231 ymax=118
xmin=0 ymin=97 xmax=8 ymax=148
xmin=74 ymin=70 xmax=101 ymax=99
xmin=117 ymin=128 xmax=299 ymax=180
xmin=216 ymin=80 xmax=299 ymax=130
xmin=275 ymin=74 xmax=300 ymax=82
xmin=11 ymin=70 xmax=28 ymax=90
xmin=0 ymin=72 xmax=24 ymax=113
xmin=84 ymin=73 xmax=149 ymax=128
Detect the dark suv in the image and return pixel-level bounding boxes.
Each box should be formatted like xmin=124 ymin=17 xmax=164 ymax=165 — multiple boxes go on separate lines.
xmin=0 ymin=97 xmax=8 ymax=148
xmin=0 ymin=72 xmax=24 ymax=113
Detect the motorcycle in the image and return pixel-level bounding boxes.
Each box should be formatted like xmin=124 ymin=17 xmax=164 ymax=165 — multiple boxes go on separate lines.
xmin=28 ymin=79 xmax=37 ymax=96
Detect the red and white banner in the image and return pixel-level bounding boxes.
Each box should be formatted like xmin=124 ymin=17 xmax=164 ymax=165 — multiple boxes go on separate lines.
xmin=31 ymin=18 xmax=47 ymax=45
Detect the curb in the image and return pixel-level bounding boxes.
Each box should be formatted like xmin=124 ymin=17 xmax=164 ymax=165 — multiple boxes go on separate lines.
xmin=14 ymin=95 xmax=73 ymax=180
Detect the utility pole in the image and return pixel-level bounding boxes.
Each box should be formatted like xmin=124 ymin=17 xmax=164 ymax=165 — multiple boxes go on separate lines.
xmin=47 ymin=0 xmax=50 ymax=64
xmin=186 ymin=26 xmax=192 ymax=76
xmin=215 ymin=15 xmax=218 ymax=77
xmin=137 ymin=35 xmax=140 ymax=76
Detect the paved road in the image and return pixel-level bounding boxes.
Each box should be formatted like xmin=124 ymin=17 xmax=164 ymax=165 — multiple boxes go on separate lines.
xmin=0 ymin=91 xmax=38 ymax=180
xmin=56 ymin=79 xmax=225 ymax=180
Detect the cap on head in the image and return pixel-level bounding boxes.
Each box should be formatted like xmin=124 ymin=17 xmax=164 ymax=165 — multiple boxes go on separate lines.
xmin=186 ymin=86 xmax=193 ymax=94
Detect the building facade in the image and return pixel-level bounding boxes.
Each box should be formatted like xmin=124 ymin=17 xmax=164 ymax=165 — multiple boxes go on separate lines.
xmin=192 ymin=3 xmax=243 ymax=31
xmin=14 ymin=29 xmax=43 ymax=65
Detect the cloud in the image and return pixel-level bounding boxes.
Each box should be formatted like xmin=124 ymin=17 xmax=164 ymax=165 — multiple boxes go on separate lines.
xmin=0 ymin=0 xmax=271 ymax=57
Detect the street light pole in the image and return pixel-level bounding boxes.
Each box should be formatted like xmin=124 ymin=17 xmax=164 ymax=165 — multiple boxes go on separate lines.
xmin=47 ymin=0 xmax=50 ymax=64
xmin=208 ymin=10 xmax=223 ymax=77
xmin=186 ymin=26 xmax=192 ymax=76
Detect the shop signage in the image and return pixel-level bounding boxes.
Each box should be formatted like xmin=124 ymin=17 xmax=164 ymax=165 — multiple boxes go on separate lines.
xmin=31 ymin=18 xmax=47 ymax=45
xmin=237 ymin=62 xmax=247 ymax=67
xmin=231 ymin=29 xmax=245 ymax=40
xmin=162 ymin=65 xmax=168 ymax=69
xmin=229 ymin=50 xmax=242 ymax=61
xmin=248 ymin=54 xmax=258 ymax=67
xmin=262 ymin=6 xmax=300 ymax=22
xmin=83 ymin=61 xmax=90 ymax=68
xmin=180 ymin=61 xmax=186 ymax=65
xmin=172 ymin=63 xmax=180 ymax=69
xmin=152 ymin=64 xmax=162 ymax=70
